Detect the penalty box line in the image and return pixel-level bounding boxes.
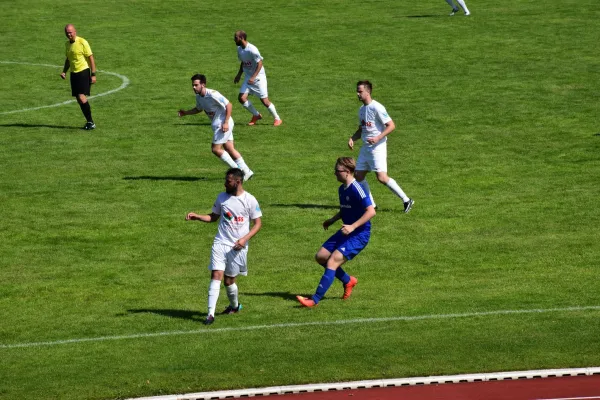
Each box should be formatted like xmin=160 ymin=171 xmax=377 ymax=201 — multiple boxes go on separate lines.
xmin=1 ymin=305 xmax=600 ymax=350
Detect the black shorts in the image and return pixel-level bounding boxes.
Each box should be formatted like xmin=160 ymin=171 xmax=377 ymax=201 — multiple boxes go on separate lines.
xmin=70 ymin=68 xmax=91 ymax=97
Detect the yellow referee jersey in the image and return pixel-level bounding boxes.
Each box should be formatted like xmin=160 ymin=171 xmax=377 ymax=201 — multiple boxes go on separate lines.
xmin=65 ymin=36 xmax=93 ymax=73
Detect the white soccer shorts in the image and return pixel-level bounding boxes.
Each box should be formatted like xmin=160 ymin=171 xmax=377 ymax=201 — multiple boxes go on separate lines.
xmin=211 ymin=118 xmax=234 ymax=144
xmin=240 ymin=76 xmax=269 ymax=99
xmin=209 ymin=242 xmax=248 ymax=277
xmin=356 ymin=141 xmax=388 ymax=172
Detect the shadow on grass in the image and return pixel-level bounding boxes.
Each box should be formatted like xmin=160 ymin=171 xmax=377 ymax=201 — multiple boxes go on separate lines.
xmin=0 ymin=123 xmax=81 ymax=129
xmin=127 ymin=308 xmax=205 ymax=321
xmin=404 ymin=14 xmax=442 ymax=18
xmin=175 ymin=122 xmax=211 ymax=126
xmin=243 ymin=291 xmax=299 ymax=301
xmin=270 ymin=203 xmax=394 ymax=212
xmin=123 ymin=176 xmax=213 ymax=182
xmin=270 ymin=203 xmax=339 ymax=210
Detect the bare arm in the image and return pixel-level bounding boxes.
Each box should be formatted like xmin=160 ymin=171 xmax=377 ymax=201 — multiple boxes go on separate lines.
xmin=88 ymin=54 xmax=96 ymax=84
xmin=323 ymin=211 xmax=342 ymax=230
xmin=366 ymin=120 xmax=395 ymax=145
xmin=348 ymin=126 xmax=362 ymax=150
xmin=222 ymin=102 xmax=233 ymax=132
xmin=186 ymin=212 xmax=219 ymax=222
xmin=60 ymin=59 xmax=70 ymax=79
xmin=178 ymin=107 xmax=203 ymax=117
xmin=248 ymin=60 xmax=263 ymax=84
xmin=234 ymin=217 xmax=262 ymax=250
xmin=341 ymin=205 xmax=376 ymax=235
xmin=234 ymin=62 xmax=244 ymax=83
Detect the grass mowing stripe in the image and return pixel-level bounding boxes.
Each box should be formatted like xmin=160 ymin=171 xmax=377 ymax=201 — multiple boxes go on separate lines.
xmin=2 ymin=305 xmax=599 ymax=350
xmin=0 ymin=61 xmax=129 ymax=115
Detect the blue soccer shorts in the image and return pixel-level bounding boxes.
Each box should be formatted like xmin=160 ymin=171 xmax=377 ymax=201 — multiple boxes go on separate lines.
xmin=321 ymin=229 xmax=370 ymax=261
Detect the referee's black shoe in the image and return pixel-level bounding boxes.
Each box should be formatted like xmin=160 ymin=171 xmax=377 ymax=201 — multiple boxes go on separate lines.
xmin=83 ymin=122 xmax=96 ymax=130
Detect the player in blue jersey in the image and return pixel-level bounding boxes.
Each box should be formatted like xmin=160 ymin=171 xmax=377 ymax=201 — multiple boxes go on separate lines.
xmin=296 ymin=157 xmax=376 ymax=307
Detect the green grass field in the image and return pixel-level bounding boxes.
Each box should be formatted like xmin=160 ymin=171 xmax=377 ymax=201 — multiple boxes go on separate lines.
xmin=1 ymin=0 xmax=599 ymax=399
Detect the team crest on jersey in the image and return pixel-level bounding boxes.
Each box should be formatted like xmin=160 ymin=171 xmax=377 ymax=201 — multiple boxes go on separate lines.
xmin=224 ymin=211 xmax=234 ymax=221
xmin=346 ymin=196 xmax=350 ymax=201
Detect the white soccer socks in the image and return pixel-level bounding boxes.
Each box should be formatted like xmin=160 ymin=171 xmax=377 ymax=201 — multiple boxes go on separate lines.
xmin=225 ymin=283 xmax=239 ymax=309
xmin=386 ymin=178 xmax=410 ymax=203
xmin=220 ymin=152 xmax=238 ymax=169
xmin=267 ymin=103 xmax=281 ymax=121
xmin=207 ymin=279 xmax=221 ymax=318
xmin=242 ymin=101 xmax=260 ymax=116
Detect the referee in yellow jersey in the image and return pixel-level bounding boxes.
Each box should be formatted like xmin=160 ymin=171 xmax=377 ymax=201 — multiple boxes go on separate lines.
xmin=60 ymin=24 xmax=96 ymax=130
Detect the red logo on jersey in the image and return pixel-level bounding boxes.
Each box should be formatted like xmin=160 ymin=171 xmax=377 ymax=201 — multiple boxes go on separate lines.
xmin=361 ymin=120 xmax=373 ymax=127
xmin=243 ymin=61 xmax=252 ymax=67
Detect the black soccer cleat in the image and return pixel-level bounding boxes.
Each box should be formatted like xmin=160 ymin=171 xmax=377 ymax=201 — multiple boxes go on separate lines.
xmin=403 ymin=198 xmax=414 ymax=213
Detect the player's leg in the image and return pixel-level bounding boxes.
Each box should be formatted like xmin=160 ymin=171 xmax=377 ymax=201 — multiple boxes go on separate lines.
xmin=223 ymin=140 xmax=253 ymax=181
xmin=206 ymin=243 xmax=227 ymax=325
xmin=258 ymin=79 xmax=281 ymax=126
xmin=372 ymin=145 xmax=413 ymax=212
xmin=212 ymin=140 xmax=238 ymax=169
xmin=222 ymin=246 xmax=247 ymax=314
xmin=445 ymin=0 xmax=460 ymax=14
xmin=72 ymin=70 xmax=94 ymax=129
xmin=316 ymin=246 xmax=351 ymax=284
xmin=456 ymin=0 xmax=470 ymax=15
xmin=239 ymin=84 xmax=262 ymax=124
xmin=355 ymin=169 xmax=377 ymax=209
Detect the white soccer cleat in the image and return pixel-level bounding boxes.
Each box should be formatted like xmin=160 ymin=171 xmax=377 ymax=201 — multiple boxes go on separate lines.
xmin=244 ymin=170 xmax=254 ymax=182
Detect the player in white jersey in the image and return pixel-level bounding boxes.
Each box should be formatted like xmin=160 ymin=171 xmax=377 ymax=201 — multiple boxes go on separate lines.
xmin=233 ymin=30 xmax=282 ymax=126
xmin=348 ymin=80 xmax=414 ymax=213
xmin=445 ymin=0 xmax=470 ymax=15
xmin=186 ymin=168 xmax=263 ymax=325
xmin=178 ymin=74 xmax=254 ymax=181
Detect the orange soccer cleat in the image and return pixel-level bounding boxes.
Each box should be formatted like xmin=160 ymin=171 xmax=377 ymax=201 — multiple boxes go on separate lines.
xmin=296 ymin=295 xmax=317 ymax=308
xmin=273 ymin=119 xmax=283 ymax=127
xmin=248 ymin=113 xmax=263 ymax=126
xmin=342 ymin=276 xmax=358 ymax=300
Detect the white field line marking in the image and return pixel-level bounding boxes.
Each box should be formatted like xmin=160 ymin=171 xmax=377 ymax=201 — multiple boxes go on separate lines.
xmin=1 ymin=305 xmax=599 ymax=350
xmin=0 ymin=61 xmax=130 ymax=115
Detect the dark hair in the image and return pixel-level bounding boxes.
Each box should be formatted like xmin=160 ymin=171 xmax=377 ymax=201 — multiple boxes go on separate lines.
xmin=235 ymin=30 xmax=247 ymax=40
xmin=191 ymin=74 xmax=207 ymax=84
xmin=336 ymin=157 xmax=356 ymax=174
xmin=226 ymin=168 xmax=244 ymax=181
xmin=357 ymin=80 xmax=372 ymax=94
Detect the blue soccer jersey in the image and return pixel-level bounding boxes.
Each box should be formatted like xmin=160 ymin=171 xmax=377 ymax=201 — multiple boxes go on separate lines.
xmin=339 ymin=180 xmax=373 ymax=232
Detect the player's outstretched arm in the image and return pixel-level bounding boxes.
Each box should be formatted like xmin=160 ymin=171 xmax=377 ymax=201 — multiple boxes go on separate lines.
xmin=186 ymin=212 xmax=219 ymax=222
xmin=323 ymin=212 xmax=342 ymax=230
xmin=178 ymin=107 xmax=202 ymax=117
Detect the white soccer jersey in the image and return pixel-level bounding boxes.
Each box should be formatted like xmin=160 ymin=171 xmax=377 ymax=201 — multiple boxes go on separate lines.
xmin=359 ymin=100 xmax=393 ymax=149
xmin=195 ymin=89 xmax=232 ymax=125
xmin=212 ymin=191 xmax=262 ymax=247
xmin=237 ymin=43 xmax=266 ymax=79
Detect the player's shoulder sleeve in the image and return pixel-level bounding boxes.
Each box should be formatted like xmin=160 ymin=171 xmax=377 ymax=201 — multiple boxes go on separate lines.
xmin=246 ymin=193 xmax=262 ymax=219
xmin=374 ymin=101 xmax=392 ymax=124
xmin=249 ymin=43 xmax=263 ymax=61
xmin=211 ymin=89 xmax=229 ymax=108
xmin=212 ymin=193 xmax=225 ymax=215
xmin=351 ymin=181 xmax=372 ymax=208
xmin=195 ymin=94 xmax=203 ymax=109
xmin=80 ymin=37 xmax=93 ymax=57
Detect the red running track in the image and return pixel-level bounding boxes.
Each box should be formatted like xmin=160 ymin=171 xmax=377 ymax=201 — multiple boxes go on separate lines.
xmin=271 ymin=375 xmax=600 ymax=400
